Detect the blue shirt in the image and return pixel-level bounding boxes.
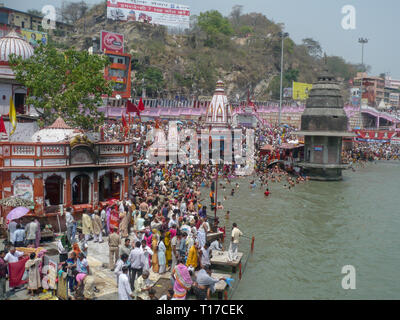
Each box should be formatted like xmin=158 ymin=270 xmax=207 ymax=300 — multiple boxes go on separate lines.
xmin=14 ymin=229 xmax=25 ymax=242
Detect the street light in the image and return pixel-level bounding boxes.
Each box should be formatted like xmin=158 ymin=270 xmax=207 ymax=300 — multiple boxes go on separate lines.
xmin=358 ymin=38 xmax=368 ymax=122
xmin=278 ymin=31 xmax=289 ymax=126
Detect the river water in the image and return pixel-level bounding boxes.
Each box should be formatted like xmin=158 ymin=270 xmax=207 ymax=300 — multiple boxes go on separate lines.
xmin=202 ymin=161 xmax=400 ymax=299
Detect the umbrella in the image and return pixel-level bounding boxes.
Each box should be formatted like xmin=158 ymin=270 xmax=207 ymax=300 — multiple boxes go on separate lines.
xmin=7 ymin=206 xmax=30 ymax=221
xmin=0 ymin=196 xmax=35 ymax=208
xmin=176 ymin=120 xmax=184 ymax=125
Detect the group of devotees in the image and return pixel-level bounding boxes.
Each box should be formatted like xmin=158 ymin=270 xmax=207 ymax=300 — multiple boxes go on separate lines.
xmin=53 ymin=162 xmax=244 ymax=301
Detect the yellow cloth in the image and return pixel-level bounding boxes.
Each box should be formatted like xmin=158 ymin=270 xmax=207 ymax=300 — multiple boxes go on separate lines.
xmin=82 ymin=214 xmax=93 ymax=235
xmin=186 ymin=245 xmax=198 ymax=269
xmin=9 ymin=96 xmax=17 ymax=135
xmin=165 ymin=232 xmax=172 ymax=264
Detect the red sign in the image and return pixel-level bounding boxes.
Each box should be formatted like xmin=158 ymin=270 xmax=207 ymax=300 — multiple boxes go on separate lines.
xmin=354 ymin=130 xmax=397 ymax=141
xmin=100 ymin=31 xmax=124 ymax=54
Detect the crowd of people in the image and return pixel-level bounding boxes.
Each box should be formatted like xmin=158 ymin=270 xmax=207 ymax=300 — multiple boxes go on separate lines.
xmin=344 ymin=142 xmax=400 ymax=162
xmin=2 ymin=117 xmax=399 ymax=301
xmin=56 ymin=167 xmax=244 ymax=300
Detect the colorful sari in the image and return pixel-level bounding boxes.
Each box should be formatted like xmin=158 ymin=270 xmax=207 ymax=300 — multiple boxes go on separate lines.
xmin=172 ymin=263 xmax=193 ymax=300
xmin=109 ymin=208 xmax=120 ymax=233
xmin=151 ymin=232 xmax=159 ymax=273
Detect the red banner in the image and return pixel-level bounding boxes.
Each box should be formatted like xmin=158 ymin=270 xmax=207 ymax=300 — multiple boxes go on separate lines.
xmin=100 ymin=31 xmax=124 ymax=54
xmin=354 ymin=130 xmax=397 ymax=140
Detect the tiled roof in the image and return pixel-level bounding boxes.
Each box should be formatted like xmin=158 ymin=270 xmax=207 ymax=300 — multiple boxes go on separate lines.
xmin=47 ymin=117 xmax=72 ymax=129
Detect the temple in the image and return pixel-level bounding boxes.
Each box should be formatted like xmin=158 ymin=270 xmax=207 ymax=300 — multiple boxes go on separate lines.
xmin=0 ymin=116 xmax=137 ymax=226
xmin=205 ymin=80 xmax=232 ymax=128
xmin=296 ymin=70 xmax=355 ymax=180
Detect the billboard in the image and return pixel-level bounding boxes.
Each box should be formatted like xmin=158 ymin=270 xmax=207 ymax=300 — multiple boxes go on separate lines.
xmin=20 ymin=28 xmax=48 ymax=48
xmin=292 ymin=81 xmax=313 ymax=100
xmin=283 ymin=87 xmax=292 ymax=98
xmin=100 ymin=31 xmax=124 ymax=53
xmin=106 ymin=0 xmax=190 ymax=29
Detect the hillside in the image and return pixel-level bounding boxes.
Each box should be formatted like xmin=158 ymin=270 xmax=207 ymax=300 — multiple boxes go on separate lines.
xmin=51 ymin=2 xmax=359 ymax=101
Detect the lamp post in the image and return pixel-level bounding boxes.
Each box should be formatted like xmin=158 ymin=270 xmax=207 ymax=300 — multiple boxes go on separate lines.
xmin=279 ymin=31 xmax=289 ymax=126
xmin=358 ymin=38 xmax=368 ymax=121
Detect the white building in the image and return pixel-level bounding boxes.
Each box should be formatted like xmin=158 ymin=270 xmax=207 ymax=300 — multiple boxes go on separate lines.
xmin=0 ymin=30 xmax=34 ymax=115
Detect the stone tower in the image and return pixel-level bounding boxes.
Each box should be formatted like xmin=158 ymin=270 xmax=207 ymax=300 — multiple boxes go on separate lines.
xmin=296 ymin=70 xmax=355 ymax=180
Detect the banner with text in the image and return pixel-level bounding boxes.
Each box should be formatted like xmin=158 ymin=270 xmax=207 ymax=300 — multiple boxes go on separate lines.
xmin=292 ymin=81 xmax=313 ymax=100
xmin=107 ymin=0 xmax=190 ymax=29
xmin=101 ymin=30 xmax=124 ymax=53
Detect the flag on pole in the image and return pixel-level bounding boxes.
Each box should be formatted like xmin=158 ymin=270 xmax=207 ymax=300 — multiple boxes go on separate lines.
xmin=0 ymin=115 xmax=6 ymax=138
xmin=126 ymin=100 xmax=141 ymax=121
xmin=9 ymin=96 xmax=17 ymax=136
xmin=138 ymin=97 xmax=145 ymax=111
xmin=121 ymin=113 xmax=127 ymax=128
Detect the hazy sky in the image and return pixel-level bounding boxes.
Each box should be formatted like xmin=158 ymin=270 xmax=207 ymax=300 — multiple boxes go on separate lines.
xmin=5 ymin=0 xmax=399 ymax=78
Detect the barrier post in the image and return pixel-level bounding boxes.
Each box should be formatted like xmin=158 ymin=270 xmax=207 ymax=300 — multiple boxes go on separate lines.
xmin=238 ymin=262 xmax=242 ymax=280
xmin=251 ymin=236 xmax=255 ymax=253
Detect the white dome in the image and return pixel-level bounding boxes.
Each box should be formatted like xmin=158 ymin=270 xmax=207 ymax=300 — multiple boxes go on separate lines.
xmin=0 ymin=31 xmax=34 ymax=62
xmin=31 ymin=117 xmax=81 ymax=142
xmin=31 ymin=128 xmax=79 ymax=143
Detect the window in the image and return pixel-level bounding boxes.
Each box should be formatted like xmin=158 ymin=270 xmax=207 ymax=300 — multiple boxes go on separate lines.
xmin=117 ymin=58 xmax=123 ymax=64
xmin=21 ymin=21 xmax=24 ymax=28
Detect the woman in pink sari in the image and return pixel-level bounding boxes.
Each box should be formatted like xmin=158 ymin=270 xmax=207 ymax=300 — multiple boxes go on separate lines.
xmin=172 ymin=258 xmax=193 ymax=300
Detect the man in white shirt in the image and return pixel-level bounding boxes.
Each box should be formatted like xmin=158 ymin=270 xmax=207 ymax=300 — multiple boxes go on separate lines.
xmin=199 ymin=242 xmax=211 ymax=268
xmin=7 ymin=220 xmax=17 ymax=245
xmin=209 ymin=238 xmax=223 ymax=253
xmin=128 ymin=241 xmax=144 ymax=289
xmin=4 ymin=247 xmax=24 ymax=263
xmin=118 ymin=266 xmax=134 ymax=300
xmin=100 ymin=207 xmax=108 ymax=236
xmin=65 ymin=207 xmax=75 ymax=244
xmin=168 ymin=213 xmax=178 ymax=229
xmin=25 ymin=219 xmax=38 ymax=246
xmin=228 ymin=223 xmax=243 ymax=262
xmin=114 ymin=253 xmax=129 ymax=283
xmin=140 ymin=240 xmax=153 ymax=272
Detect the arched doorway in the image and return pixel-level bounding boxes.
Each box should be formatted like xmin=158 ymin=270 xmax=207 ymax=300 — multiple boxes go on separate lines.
xmin=99 ymin=172 xmax=122 ymax=201
xmin=44 ymin=175 xmax=63 ymax=206
xmin=72 ymin=174 xmax=90 ymax=205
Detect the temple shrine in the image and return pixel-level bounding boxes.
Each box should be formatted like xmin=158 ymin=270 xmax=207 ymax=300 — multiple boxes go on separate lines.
xmin=296 ymin=70 xmax=355 ymax=180
xmin=0 ymin=116 xmax=137 ymax=226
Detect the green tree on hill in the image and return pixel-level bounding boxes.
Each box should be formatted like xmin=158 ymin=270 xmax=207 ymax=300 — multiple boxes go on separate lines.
xmin=134 ymin=67 xmax=164 ymax=98
xmin=198 ymin=10 xmax=233 ymax=47
xmin=9 ymin=44 xmax=113 ymax=129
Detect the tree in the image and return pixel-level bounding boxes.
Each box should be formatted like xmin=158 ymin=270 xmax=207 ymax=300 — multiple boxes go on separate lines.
xmin=60 ymin=1 xmax=88 ymax=24
xmin=267 ymin=69 xmax=299 ymax=100
xmin=302 ymin=38 xmax=322 ymax=59
xmin=135 ymin=67 xmax=164 ymax=98
xmin=9 ymin=44 xmax=113 ymax=129
xmin=230 ymin=5 xmax=243 ymax=26
xmin=326 ymin=56 xmax=358 ymax=80
xmin=198 ymin=10 xmax=233 ymax=47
